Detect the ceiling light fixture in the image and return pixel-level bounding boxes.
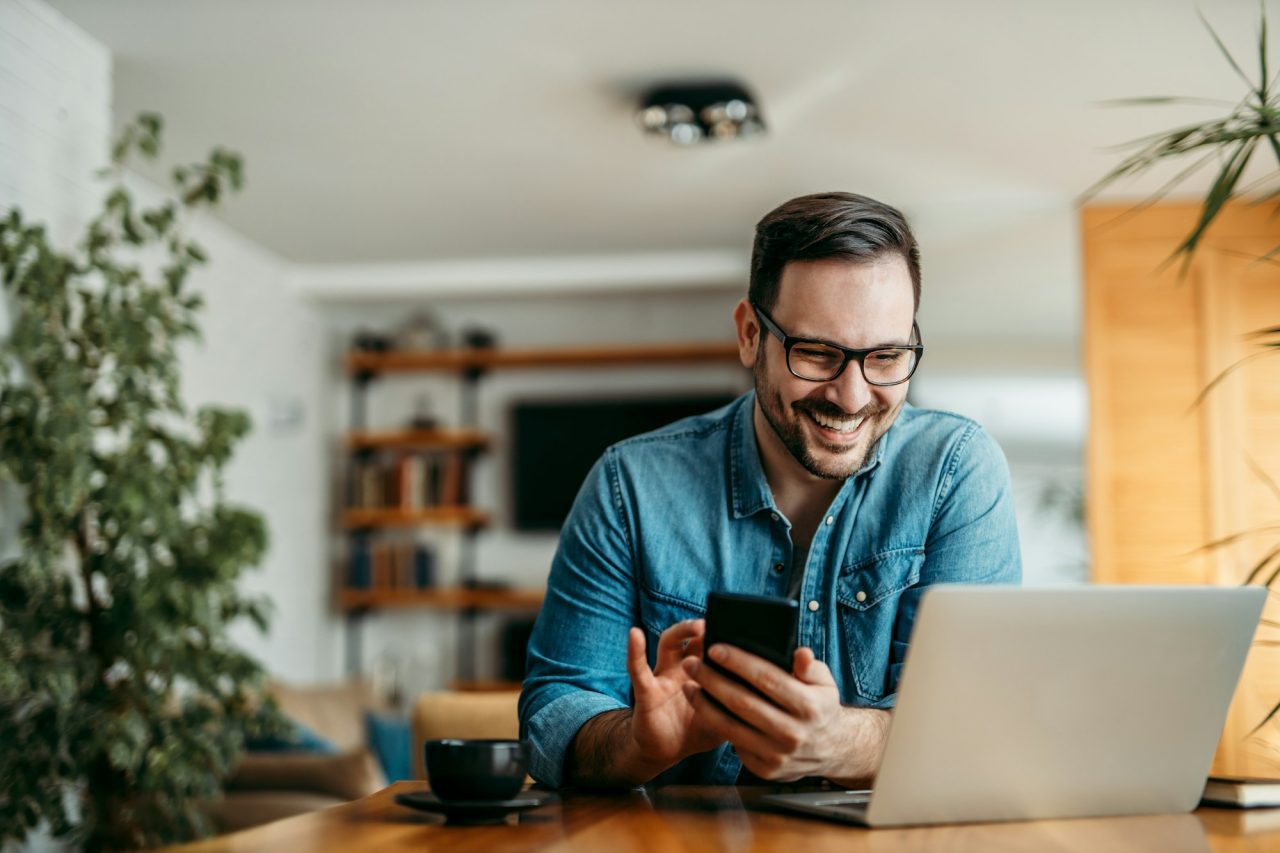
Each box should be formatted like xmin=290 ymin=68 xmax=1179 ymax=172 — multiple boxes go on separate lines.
xmin=637 ymin=80 xmax=766 ymax=146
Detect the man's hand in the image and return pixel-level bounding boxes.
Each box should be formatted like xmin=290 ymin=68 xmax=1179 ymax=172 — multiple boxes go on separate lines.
xmin=567 ymin=619 xmax=726 ymax=787
xmin=626 ymin=619 xmax=724 ymax=767
xmin=680 ymin=643 xmax=888 ymax=784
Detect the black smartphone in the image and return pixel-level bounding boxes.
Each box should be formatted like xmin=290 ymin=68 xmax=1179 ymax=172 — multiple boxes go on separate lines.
xmin=703 ymin=592 xmax=799 ymax=676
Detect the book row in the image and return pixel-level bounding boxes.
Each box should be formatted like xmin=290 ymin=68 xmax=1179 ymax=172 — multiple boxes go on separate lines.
xmin=348 ymin=452 xmax=471 ymax=510
xmin=347 ymin=540 xmax=437 ymax=590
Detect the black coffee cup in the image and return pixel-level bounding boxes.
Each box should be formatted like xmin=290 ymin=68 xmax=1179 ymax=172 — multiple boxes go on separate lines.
xmin=424 ymin=738 xmax=529 ymax=802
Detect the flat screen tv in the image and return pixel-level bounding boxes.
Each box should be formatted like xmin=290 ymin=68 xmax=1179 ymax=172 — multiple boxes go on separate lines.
xmin=511 ymin=392 xmax=738 ymax=531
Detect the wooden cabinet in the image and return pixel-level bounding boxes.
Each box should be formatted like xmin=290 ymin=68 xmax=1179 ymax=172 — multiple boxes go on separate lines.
xmin=1083 ymin=202 xmax=1280 ymax=775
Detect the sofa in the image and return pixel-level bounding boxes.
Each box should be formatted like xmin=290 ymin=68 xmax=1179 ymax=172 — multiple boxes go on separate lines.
xmin=204 ymin=681 xmax=388 ymax=834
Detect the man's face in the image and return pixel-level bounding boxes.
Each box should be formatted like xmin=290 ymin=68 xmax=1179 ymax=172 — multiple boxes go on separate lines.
xmin=746 ymin=257 xmax=916 ymax=480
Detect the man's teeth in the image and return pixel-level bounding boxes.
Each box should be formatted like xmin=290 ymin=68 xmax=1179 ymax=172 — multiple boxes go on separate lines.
xmin=810 ymin=412 xmax=865 ymax=433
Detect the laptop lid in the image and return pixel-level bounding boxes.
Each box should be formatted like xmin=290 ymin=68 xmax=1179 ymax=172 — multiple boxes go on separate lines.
xmin=864 ymin=585 xmax=1264 ymax=827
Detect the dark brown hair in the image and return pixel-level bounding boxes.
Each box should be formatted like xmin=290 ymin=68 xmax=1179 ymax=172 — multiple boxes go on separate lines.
xmin=748 ymin=192 xmax=921 ymax=312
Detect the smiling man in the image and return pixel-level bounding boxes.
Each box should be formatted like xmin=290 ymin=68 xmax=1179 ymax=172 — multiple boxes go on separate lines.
xmin=519 ymin=192 xmax=1021 ymax=788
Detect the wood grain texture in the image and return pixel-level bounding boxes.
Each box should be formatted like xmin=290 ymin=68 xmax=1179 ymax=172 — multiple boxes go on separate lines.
xmin=1082 ymin=202 xmax=1280 ymax=776
xmin=166 ymin=782 xmax=1277 ymax=852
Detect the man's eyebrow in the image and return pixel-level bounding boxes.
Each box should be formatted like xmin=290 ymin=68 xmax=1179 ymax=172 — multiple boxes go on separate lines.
xmin=794 ymin=332 xmax=913 ymax=349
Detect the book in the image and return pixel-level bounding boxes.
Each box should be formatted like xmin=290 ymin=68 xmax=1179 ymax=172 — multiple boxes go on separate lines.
xmin=1202 ymin=776 xmax=1280 ymax=808
xmin=1208 ymin=806 xmax=1280 ymax=834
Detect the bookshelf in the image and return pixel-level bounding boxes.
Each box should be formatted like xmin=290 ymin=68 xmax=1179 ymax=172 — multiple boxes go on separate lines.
xmin=339 ymin=340 xmax=744 ymax=680
xmin=342 ymin=507 xmax=489 ymax=530
xmin=339 ymin=586 xmax=544 ymax=612
xmin=346 ymin=342 xmax=740 ymax=375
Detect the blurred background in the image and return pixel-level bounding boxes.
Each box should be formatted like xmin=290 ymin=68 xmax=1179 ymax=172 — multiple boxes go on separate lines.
xmin=4 ymin=0 xmax=1269 ymax=712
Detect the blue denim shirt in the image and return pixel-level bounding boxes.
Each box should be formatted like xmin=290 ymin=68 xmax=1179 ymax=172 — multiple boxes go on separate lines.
xmin=519 ymin=391 xmax=1021 ymax=788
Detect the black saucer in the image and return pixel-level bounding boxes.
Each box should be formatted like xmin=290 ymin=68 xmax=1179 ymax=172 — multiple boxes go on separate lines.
xmin=393 ymin=790 xmax=558 ymax=825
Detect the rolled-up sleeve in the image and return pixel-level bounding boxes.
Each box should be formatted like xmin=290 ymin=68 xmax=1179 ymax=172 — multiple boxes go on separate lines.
xmin=518 ymin=450 xmax=639 ymax=788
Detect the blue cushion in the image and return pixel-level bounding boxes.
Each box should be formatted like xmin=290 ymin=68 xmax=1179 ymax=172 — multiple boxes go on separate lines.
xmin=364 ymin=711 xmax=413 ymax=782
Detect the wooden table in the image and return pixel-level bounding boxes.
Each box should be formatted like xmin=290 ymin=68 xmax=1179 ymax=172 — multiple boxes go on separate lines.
xmin=172 ymin=782 xmax=1280 ymax=852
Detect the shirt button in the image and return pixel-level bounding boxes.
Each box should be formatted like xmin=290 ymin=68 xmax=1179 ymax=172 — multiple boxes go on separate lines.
xmin=825 ymin=516 xmax=835 ymax=526
xmin=807 ymin=600 xmax=820 ymax=612
xmin=771 ymin=513 xmax=779 ymax=522
xmin=773 ymin=563 xmax=785 ymax=574
xmin=855 ymin=591 xmax=867 ymax=603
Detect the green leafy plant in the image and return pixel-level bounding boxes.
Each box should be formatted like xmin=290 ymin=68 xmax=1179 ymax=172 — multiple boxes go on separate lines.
xmin=1086 ymin=6 xmax=1280 ymax=270
xmin=1089 ymin=5 xmax=1280 ymax=737
xmin=0 ymin=113 xmax=282 ymax=849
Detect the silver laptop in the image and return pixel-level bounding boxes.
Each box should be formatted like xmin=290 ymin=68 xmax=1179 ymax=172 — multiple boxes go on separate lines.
xmin=762 ymin=585 xmax=1265 ymax=827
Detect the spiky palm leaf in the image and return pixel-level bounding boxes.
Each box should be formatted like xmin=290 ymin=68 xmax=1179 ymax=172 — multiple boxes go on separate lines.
xmin=1084 ymin=6 xmax=1280 ymax=272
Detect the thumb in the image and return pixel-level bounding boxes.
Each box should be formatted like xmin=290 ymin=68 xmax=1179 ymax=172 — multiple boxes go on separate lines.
xmin=793 ymin=646 xmax=835 ymax=685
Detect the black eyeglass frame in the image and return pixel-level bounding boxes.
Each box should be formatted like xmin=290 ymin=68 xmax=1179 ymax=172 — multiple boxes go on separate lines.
xmin=752 ymin=303 xmax=924 ymax=386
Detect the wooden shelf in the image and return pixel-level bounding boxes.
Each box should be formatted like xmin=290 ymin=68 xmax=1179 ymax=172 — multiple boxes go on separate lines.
xmin=347 ymin=342 xmax=742 ymax=375
xmin=338 ymin=586 xmax=544 ymax=612
xmin=346 ymin=428 xmax=488 ymax=452
xmin=342 ymin=506 xmax=489 ymax=530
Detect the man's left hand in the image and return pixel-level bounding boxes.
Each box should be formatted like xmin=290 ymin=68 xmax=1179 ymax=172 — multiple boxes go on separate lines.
xmin=680 ymin=643 xmax=871 ymax=783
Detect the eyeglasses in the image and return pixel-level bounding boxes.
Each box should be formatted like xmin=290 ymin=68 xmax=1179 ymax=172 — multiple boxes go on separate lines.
xmin=752 ymin=303 xmax=923 ymax=386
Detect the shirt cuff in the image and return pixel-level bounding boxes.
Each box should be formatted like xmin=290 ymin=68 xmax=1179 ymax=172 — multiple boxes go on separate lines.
xmin=526 ymin=690 xmax=628 ymax=789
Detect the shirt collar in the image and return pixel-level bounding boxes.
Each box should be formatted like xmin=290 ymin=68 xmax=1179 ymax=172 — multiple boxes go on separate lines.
xmin=729 ymin=391 xmax=890 ymax=520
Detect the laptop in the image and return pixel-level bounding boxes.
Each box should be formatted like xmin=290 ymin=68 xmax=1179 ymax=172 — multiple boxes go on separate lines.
xmin=761 ymin=585 xmax=1265 ymax=827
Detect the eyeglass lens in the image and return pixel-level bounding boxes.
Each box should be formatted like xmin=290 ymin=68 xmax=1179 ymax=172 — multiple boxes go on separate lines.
xmin=788 ymin=342 xmax=917 ymax=384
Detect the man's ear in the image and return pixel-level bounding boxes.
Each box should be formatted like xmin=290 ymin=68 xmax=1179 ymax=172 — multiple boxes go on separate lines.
xmin=732 ymin=299 xmax=759 ymax=370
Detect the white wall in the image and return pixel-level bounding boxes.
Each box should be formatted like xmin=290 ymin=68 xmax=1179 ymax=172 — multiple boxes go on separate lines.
xmin=0 ymin=0 xmax=332 ymax=685
xmin=0 ymin=0 xmax=109 ymax=562
xmin=126 ymin=178 xmax=332 ymax=684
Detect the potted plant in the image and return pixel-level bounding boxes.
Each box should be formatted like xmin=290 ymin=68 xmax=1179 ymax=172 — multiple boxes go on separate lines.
xmin=0 ymin=114 xmax=283 ymax=849
xmin=1087 ymin=6 xmax=1280 ymax=733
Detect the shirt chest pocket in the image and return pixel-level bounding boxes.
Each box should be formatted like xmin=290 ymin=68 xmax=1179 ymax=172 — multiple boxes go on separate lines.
xmin=836 ymin=548 xmax=925 ymax=703
xmin=638 ymin=587 xmax=705 ymax=667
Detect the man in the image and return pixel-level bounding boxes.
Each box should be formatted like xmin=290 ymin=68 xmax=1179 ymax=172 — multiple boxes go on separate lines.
xmin=518 ymin=192 xmax=1021 ymax=789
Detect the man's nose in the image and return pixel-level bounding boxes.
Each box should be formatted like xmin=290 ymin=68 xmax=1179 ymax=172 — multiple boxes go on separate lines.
xmin=824 ymin=359 xmax=874 ymax=413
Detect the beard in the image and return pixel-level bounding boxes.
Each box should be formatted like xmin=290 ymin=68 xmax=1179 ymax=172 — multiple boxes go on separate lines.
xmin=753 ymin=345 xmax=898 ymax=480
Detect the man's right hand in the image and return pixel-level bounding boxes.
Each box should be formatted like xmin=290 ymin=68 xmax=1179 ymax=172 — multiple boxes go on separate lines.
xmin=625 ymin=619 xmax=724 ymax=766
xmin=567 ymin=619 xmax=724 ymax=787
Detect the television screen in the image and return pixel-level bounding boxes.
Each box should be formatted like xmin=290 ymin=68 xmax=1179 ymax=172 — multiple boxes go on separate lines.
xmin=510 ymin=393 xmax=738 ymax=531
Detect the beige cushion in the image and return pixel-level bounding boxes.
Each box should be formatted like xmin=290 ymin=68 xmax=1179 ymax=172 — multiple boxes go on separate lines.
xmin=268 ymin=680 xmax=385 ymax=754
xmin=226 ymin=748 xmax=384 ymax=801
xmin=410 ymin=691 xmax=521 ymax=780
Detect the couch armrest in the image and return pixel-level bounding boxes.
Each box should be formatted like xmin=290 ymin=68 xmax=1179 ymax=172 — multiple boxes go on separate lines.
xmin=227 ymin=748 xmax=384 ymax=801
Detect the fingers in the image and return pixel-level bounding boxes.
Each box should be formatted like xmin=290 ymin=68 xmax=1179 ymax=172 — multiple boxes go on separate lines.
xmin=681 ymin=680 xmax=793 ymax=759
xmin=626 ymin=627 xmax=655 ymax=694
xmin=682 ymin=656 xmax=798 ymax=738
xmin=654 ymin=618 xmax=706 ymax=668
xmin=703 ymin=644 xmax=812 ymax=716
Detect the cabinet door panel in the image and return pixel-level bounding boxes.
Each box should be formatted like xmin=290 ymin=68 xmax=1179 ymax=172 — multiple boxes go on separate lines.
xmin=1083 ymin=204 xmax=1280 ymax=775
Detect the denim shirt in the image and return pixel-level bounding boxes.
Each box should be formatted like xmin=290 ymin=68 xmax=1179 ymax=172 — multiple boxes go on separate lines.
xmin=519 ymin=391 xmax=1021 ymax=788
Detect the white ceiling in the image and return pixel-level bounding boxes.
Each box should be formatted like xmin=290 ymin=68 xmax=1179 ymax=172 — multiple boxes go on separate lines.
xmin=45 ymin=0 xmax=1279 ymax=265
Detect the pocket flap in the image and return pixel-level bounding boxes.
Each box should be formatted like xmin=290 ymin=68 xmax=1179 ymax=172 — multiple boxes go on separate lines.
xmin=837 ymin=548 xmax=925 ymax=611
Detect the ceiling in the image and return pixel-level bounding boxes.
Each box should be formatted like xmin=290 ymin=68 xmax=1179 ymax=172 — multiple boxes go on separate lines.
xmin=46 ymin=0 xmax=1279 ymax=265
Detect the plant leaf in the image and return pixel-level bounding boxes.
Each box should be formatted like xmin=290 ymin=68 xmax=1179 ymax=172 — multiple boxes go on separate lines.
xmin=1250 ymin=700 xmax=1280 ymax=735
xmin=1191 ymin=348 xmax=1273 ymax=409
xmin=1200 ymin=7 xmax=1260 ymax=94
xmin=1165 ymin=136 xmax=1259 ymax=272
